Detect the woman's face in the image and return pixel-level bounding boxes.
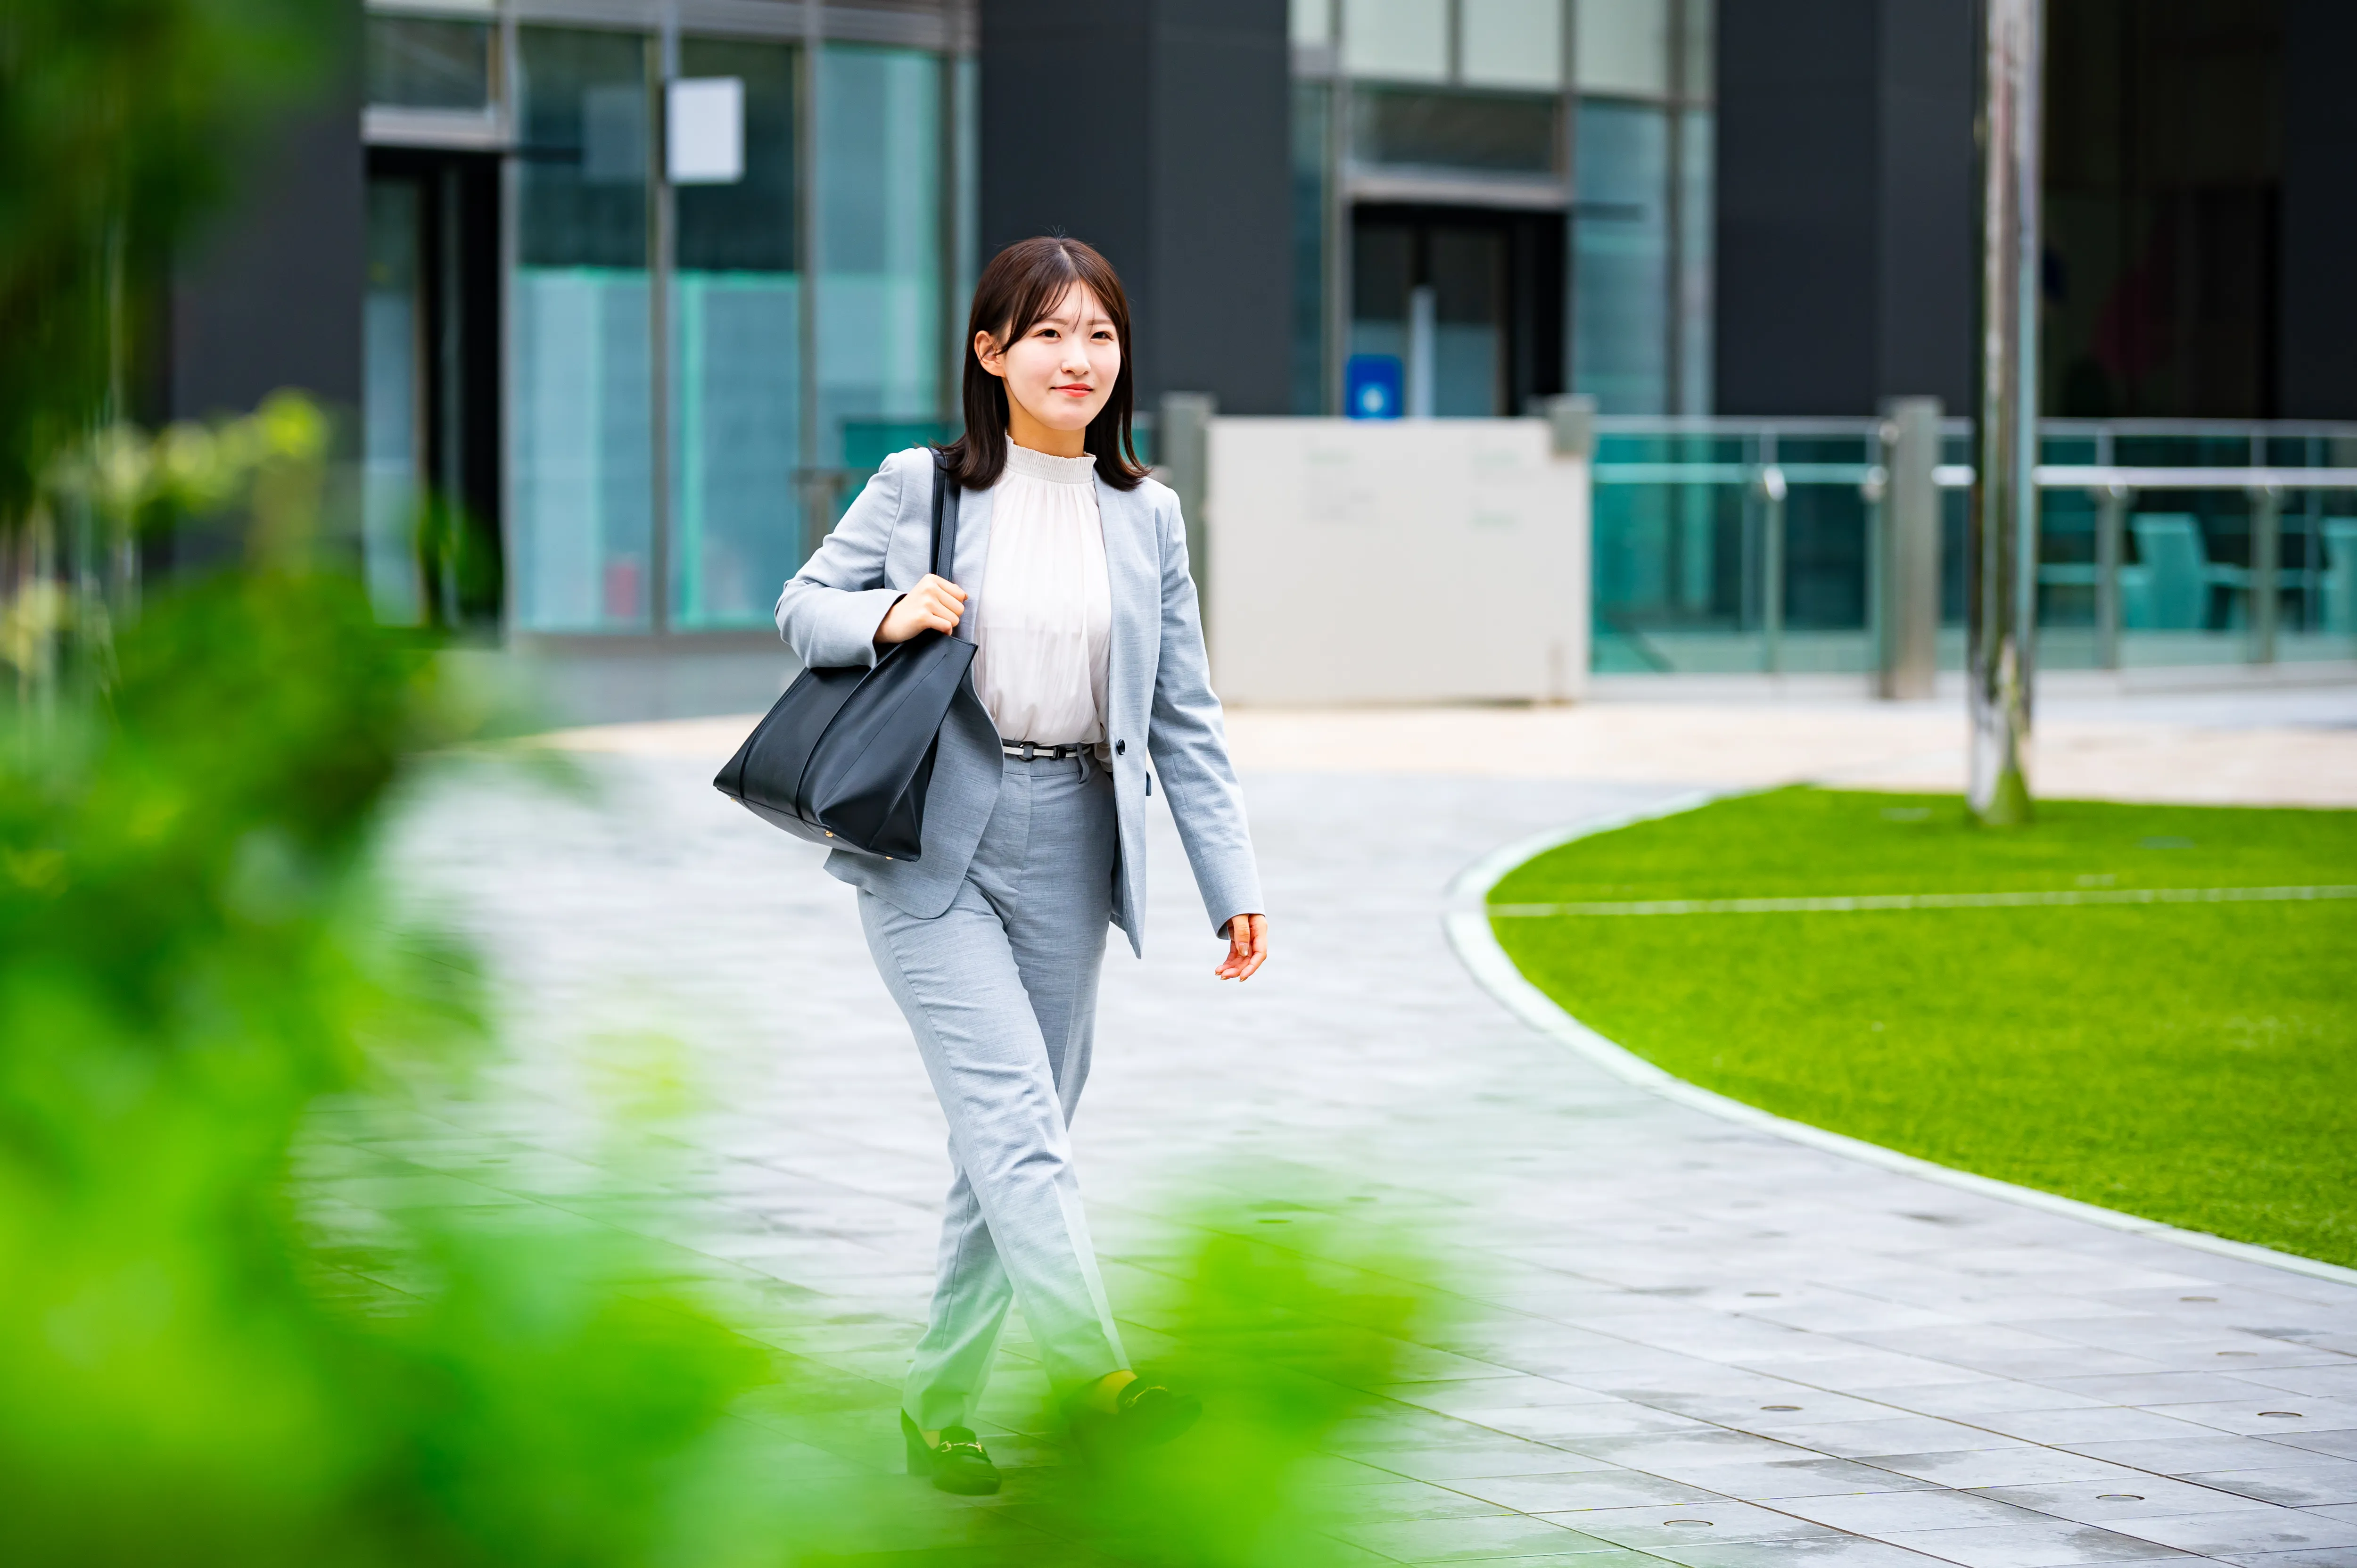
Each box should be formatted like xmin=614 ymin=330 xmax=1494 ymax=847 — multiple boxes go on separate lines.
xmin=976 ymin=283 xmax=1120 ymax=437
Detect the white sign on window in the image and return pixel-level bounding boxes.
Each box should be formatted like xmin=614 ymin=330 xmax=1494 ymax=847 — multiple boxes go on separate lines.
xmin=667 ymin=77 xmax=744 ymax=185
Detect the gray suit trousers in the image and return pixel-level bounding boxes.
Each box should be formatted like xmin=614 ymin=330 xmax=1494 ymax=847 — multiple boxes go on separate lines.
xmin=858 ymin=752 xmax=1129 ymax=1432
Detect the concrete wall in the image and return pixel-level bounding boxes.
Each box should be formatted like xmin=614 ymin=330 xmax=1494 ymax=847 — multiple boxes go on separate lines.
xmin=1204 ymin=419 xmax=1589 ymax=705
xmin=979 ymin=0 xmax=1293 ymax=415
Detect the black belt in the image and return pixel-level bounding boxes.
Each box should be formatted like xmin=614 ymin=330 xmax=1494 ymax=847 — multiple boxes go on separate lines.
xmin=1002 ymin=741 xmax=1089 ymax=761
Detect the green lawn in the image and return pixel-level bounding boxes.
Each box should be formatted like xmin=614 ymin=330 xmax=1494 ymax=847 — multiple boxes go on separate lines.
xmin=1489 ymin=787 xmax=2357 ymax=1268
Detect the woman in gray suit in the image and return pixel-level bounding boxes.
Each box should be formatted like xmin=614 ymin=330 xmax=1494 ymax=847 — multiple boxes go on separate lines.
xmin=775 ymin=237 xmax=1268 ymax=1495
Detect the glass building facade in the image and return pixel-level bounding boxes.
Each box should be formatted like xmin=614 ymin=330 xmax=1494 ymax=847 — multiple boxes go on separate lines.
xmin=362 ymin=0 xmax=973 ymax=636
xmin=1288 ymin=0 xmax=1715 ymax=418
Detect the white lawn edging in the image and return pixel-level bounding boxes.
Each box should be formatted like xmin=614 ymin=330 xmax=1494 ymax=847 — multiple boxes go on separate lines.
xmin=1445 ymin=796 xmax=2357 ymax=1291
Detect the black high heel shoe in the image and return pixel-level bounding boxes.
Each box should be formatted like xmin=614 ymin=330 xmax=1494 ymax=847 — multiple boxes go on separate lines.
xmin=901 ymin=1410 xmax=1002 ymax=1496
xmin=1065 ymin=1378 xmax=1202 ymax=1453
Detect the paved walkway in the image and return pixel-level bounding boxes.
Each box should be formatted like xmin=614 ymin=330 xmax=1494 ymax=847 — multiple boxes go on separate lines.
xmin=375 ymin=697 xmax=2357 ymax=1567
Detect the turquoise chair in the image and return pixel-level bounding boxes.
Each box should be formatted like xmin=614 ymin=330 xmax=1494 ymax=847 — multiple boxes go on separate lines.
xmin=2122 ymin=515 xmax=2248 ymax=630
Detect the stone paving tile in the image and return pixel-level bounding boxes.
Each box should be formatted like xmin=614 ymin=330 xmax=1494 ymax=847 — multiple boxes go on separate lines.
xmin=1556 ymin=1430 xmax=1850 ymax=1472
xmin=1645 ymin=1540 xmax=1958 ymax=1568
xmin=2065 ymin=1440 xmax=2354 ymax=1477
xmin=2149 ymin=1407 xmax=2357 ymax=1440
xmin=1875 ymin=1520 xmax=2204 ymax=1566
xmin=2238 ymin=1374 xmax=2357 ymax=1401
xmin=1385 ymin=1377 xmax=1638 ymax=1416
xmin=1368 ymin=1442 xmax=1636 ymax=1483
xmin=1400 ymin=1555 xmax=1673 ymax=1568
xmin=1341 ymin=1512 xmax=1615 ymax=1560
xmin=1450 ymin=1470 xmax=1726 ymax=1514
xmin=376 ymin=754 xmax=2357 ymax=1566
xmin=1306 ymin=1478 xmax=1519 ymax=1522
xmin=1865 ymin=1451 xmax=2158 ymax=1491
xmin=2098 ymin=1510 xmax=2357 ymax=1560
xmin=2182 ymin=1467 xmax=2357 ymax=1509
xmin=2044 ymin=1378 xmax=2327 ymax=1409
xmin=2272 ymin=1436 xmax=2357 ymax=1463
xmin=1982 ymin=1410 xmax=2253 ymax=1447
xmin=2230 ymin=1549 xmax=2357 ymax=1568
xmin=1850 ymin=1382 xmax=2117 ymax=1419
xmin=1781 ymin=1490 xmax=2070 ymax=1536
xmin=1977 ymin=1479 xmax=2283 ymax=1524
xmin=1755 ymin=1416 xmax=2043 ymax=1458
xmin=1528 ymin=1500 xmax=1846 ymax=1550
xmin=1648 ymin=1457 xmax=1941 ymax=1501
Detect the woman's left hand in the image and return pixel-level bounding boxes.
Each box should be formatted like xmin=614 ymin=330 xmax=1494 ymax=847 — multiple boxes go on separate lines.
xmin=1215 ymin=913 xmax=1268 ymax=982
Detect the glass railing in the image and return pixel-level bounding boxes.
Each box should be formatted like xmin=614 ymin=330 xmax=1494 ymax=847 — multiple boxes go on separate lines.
xmin=1591 ymin=416 xmax=2357 ymax=676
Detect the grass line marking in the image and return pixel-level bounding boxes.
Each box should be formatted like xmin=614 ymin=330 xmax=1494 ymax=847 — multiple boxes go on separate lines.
xmin=1490 ymin=883 xmax=2357 ymax=917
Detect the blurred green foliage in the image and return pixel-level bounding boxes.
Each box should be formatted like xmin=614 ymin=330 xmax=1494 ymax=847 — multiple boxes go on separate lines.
xmin=0 ymin=421 xmax=775 ymax=1564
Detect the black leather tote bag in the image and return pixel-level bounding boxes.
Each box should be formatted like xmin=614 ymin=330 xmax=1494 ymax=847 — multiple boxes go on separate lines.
xmin=713 ymin=454 xmax=972 ymax=860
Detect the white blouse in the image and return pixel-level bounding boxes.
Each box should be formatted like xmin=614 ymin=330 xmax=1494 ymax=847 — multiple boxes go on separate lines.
xmin=969 ymin=444 xmax=1112 ymax=747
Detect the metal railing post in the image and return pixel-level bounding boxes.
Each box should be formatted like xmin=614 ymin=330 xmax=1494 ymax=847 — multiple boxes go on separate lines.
xmin=1879 ymin=397 xmax=1942 ymax=699
xmin=2095 ymin=482 xmax=2127 ymax=669
xmin=1758 ymin=463 xmax=1787 ymax=675
xmin=2250 ymin=483 xmax=2281 ymax=665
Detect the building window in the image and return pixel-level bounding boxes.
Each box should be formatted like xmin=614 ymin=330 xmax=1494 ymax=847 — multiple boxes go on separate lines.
xmin=500 ymin=19 xmax=964 ymax=636
xmin=511 ymin=25 xmax=656 ymax=633
xmin=1571 ymin=0 xmax=1713 ymax=414
xmin=365 ymin=13 xmax=494 ymax=113
xmin=1351 ymin=86 xmax=1560 ymax=177
xmin=671 ymin=36 xmax=799 ymax=631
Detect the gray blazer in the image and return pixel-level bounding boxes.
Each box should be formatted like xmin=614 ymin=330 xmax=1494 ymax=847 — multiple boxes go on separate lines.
xmin=774 ymin=446 xmax=1261 ymax=956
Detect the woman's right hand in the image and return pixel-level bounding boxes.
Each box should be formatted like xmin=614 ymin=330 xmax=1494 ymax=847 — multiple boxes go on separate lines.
xmin=874 ymin=574 xmax=966 ymax=645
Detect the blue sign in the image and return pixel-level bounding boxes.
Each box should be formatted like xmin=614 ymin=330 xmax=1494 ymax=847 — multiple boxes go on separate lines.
xmin=1344 ymin=354 xmax=1404 ymax=420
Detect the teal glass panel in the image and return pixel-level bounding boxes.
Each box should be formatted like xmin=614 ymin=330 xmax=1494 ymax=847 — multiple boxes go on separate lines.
xmin=1677 ymin=107 xmax=1713 ymax=415
xmin=817 ymin=45 xmax=943 ymax=504
xmin=671 ymin=36 xmax=800 ymax=630
xmin=512 ymin=26 xmax=654 ymax=632
xmin=1572 ymin=99 xmax=1668 ymax=413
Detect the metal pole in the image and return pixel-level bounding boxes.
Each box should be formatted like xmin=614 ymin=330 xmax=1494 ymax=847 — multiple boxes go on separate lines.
xmin=2094 ymin=482 xmax=2127 ymax=669
xmin=2250 ymin=484 xmax=2281 ymax=665
xmin=1879 ymin=397 xmax=1942 ymax=699
xmin=1967 ymin=0 xmax=2043 ymax=825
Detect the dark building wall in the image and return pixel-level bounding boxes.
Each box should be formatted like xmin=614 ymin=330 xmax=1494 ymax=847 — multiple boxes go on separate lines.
xmin=1873 ymin=1 xmax=1977 ymax=405
xmin=980 ymin=0 xmax=1292 ymax=415
xmin=2281 ymin=0 xmax=2357 ymax=419
xmin=1714 ymin=0 xmax=1974 ymax=414
xmin=167 ymin=83 xmax=366 ymax=422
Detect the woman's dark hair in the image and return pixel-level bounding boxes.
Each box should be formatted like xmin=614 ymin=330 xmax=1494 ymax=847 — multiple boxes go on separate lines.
xmin=938 ymin=236 xmax=1150 ymax=492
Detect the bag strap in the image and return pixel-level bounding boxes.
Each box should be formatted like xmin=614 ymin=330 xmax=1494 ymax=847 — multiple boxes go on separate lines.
xmin=928 ymin=449 xmax=964 ymax=636
xmin=929 ymin=449 xmax=960 ymax=578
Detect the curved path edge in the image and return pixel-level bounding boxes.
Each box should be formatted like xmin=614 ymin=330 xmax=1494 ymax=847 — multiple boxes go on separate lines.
xmin=1443 ymin=792 xmax=2357 ymax=1291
